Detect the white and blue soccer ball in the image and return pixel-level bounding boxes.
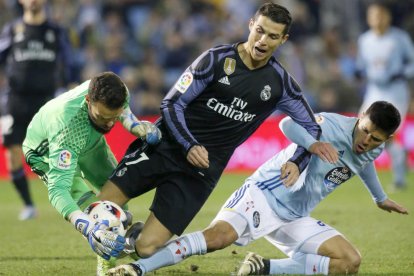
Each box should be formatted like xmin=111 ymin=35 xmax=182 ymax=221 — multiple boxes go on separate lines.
xmin=85 ymin=200 xmax=128 ymax=236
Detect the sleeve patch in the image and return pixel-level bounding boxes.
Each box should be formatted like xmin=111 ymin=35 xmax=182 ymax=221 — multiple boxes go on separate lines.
xmin=315 ymin=114 xmax=325 ymax=124
xmin=57 ymin=150 xmax=72 ymax=170
xmin=174 ymin=72 xmax=193 ymax=93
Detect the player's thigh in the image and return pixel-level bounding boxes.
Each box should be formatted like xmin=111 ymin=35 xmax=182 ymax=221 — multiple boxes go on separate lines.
xmin=318 ymin=235 xmax=360 ymax=260
xmin=265 ymin=217 xmax=341 ymax=257
xmin=212 ymin=180 xmax=286 ymax=247
xmin=79 ymin=137 xmax=117 ymax=190
xmin=150 ymin=171 xmax=215 ymax=236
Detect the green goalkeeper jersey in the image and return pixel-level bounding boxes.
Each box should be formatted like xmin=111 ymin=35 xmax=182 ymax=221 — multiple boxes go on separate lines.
xmin=23 ymin=80 xmax=129 ymax=218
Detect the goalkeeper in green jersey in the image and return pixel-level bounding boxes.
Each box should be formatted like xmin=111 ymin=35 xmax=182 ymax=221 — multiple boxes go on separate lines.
xmin=22 ymin=71 xmax=161 ymax=272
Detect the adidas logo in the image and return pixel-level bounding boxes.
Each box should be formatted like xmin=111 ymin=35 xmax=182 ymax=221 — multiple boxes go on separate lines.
xmin=218 ymin=76 xmax=230 ymax=85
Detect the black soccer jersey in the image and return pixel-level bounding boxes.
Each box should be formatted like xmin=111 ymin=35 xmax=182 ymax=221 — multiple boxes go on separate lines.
xmin=161 ymin=43 xmax=321 ymax=171
xmin=0 ymin=18 xmax=73 ymax=95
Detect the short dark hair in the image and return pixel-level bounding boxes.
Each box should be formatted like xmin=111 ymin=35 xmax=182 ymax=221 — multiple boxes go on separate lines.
xmin=365 ymin=101 xmax=401 ymax=136
xmin=88 ymin=71 xmax=127 ymax=109
xmin=253 ymin=2 xmax=292 ymax=35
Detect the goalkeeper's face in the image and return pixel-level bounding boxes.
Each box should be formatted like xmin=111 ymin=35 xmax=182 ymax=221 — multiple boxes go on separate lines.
xmin=87 ymin=99 xmax=123 ymax=134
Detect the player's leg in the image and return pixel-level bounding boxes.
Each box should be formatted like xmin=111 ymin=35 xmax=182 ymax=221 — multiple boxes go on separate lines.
xmin=5 ymin=143 xmax=37 ymax=220
xmin=238 ymin=217 xmax=359 ymax=275
xmin=109 ymin=180 xmax=284 ymax=276
xmin=386 ymin=139 xmax=407 ymax=189
xmin=317 ymin=235 xmax=361 ymax=274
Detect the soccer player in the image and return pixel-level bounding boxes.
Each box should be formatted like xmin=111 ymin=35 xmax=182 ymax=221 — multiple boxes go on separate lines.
xmin=356 ymin=2 xmax=414 ymax=190
xmin=22 ymin=72 xmax=161 ymax=274
xmin=100 ymin=2 xmax=338 ymax=274
xmin=108 ymin=101 xmax=408 ymax=276
xmin=0 ymin=0 xmax=75 ymax=220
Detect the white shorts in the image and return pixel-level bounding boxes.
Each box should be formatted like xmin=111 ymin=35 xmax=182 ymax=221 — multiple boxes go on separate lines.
xmin=212 ymin=181 xmax=342 ymax=257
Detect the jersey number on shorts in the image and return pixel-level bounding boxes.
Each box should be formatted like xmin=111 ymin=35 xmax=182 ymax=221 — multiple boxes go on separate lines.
xmin=125 ymin=152 xmax=149 ymax=165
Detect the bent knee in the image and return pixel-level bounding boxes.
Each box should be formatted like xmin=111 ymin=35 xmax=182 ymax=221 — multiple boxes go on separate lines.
xmin=135 ymin=238 xmax=162 ymax=258
xmin=335 ymin=251 xmax=362 ymax=274
xmin=204 ymin=222 xmax=238 ymax=252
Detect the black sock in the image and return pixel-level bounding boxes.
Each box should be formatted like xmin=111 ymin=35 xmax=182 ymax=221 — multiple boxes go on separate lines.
xmin=11 ymin=168 xmax=33 ymax=206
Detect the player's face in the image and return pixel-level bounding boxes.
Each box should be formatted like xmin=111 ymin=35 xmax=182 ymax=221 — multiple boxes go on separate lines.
xmin=367 ymin=5 xmax=391 ymax=32
xmin=246 ymin=15 xmax=289 ymax=62
xmin=87 ymin=99 xmax=123 ymax=134
xmin=352 ymin=116 xmax=390 ymax=154
xmin=19 ymin=0 xmax=45 ymax=14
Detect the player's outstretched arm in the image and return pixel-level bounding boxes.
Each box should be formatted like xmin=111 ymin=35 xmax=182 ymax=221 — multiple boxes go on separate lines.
xmin=119 ymin=107 xmax=162 ymax=145
xmin=68 ymin=210 xmax=126 ymax=259
xmin=377 ymin=199 xmax=409 ymax=214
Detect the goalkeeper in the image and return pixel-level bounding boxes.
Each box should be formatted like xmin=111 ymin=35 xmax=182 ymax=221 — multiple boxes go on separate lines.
xmin=22 ymin=71 xmax=161 ymax=272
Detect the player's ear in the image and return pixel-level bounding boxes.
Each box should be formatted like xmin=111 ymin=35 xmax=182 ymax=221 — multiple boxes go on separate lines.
xmin=248 ymin=18 xmax=254 ymax=31
xmin=85 ymin=94 xmax=90 ymax=103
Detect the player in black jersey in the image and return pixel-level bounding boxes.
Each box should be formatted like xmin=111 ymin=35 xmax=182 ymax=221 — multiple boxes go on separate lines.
xmin=100 ymin=3 xmax=338 ymax=274
xmin=0 ymin=0 xmax=74 ymax=220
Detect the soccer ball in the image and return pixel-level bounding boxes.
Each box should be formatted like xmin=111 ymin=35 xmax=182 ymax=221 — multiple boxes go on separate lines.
xmin=85 ymin=200 xmax=128 ymax=236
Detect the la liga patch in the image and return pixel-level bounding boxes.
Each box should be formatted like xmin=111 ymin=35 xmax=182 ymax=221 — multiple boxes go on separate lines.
xmin=174 ymin=71 xmax=193 ymax=93
xmin=57 ymin=150 xmax=72 ymax=170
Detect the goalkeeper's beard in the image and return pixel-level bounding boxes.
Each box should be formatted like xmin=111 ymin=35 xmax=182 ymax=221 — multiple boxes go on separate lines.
xmin=88 ymin=114 xmax=113 ymax=134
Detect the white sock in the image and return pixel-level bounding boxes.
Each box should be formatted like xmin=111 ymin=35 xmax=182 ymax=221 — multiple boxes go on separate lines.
xmin=134 ymin=231 xmax=207 ymax=274
xmin=269 ymin=252 xmax=330 ymax=275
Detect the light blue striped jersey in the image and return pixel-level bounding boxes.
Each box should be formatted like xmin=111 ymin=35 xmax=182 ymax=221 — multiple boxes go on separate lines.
xmin=247 ymin=113 xmax=387 ymax=221
xmin=357 ymin=27 xmax=414 ymax=116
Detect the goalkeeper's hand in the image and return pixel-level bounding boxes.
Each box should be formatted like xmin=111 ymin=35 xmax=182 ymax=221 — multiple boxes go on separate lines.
xmin=131 ymin=120 xmax=162 ymax=145
xmin=71 ymin=211 xmax=125 ymax=260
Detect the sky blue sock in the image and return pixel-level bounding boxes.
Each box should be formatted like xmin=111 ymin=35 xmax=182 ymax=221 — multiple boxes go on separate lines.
xmin=134 ymin=231 xmax=207 ymax=274
xmin=269 ymin=252 xmax=329 ymax=275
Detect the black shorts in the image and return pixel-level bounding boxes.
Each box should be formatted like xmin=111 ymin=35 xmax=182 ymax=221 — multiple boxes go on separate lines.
xmin=1 ymin=92 xmax=52 ymax=146
xmin=110 ymin=138 xmax=230 ymax=235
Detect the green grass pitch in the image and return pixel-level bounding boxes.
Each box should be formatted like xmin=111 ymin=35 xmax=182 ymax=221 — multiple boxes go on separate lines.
xmin=0 ymin=171 xmax=413 ymax=275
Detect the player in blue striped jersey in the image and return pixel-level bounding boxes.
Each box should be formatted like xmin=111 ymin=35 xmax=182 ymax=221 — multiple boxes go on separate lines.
xmin=102 ymin=3 xmax=339 ymax=275
xmin=356 ymin=2 xmax=414 ymax=190
xmin=108 ymin=101 xmax=407 ymax=276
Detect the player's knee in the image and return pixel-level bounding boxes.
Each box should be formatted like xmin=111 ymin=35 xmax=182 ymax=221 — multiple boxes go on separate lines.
xmin=203 ymin=222 xmax=237 ymax=252
xmin=135 ymin=236 xmax=162 ymax=258
xmin=135 ymin=240 xmax=160 ymax=258
xmin=336 ymin=250 xmax=361 ymax=274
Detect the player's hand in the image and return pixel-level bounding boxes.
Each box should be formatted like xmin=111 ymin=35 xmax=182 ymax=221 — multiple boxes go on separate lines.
xmin=131 ymin=121 xmax=162 ymax=145
xmin=308 ymin=141 xmax=338 ymax=163
xmin=87 ymin=220 xmax=126 ymax=260
xmin=377 ymin=199 xmax=409 ymax=214
xmin=187 ymin=145 xmax=209 ymax=168
xmin=280 ymin=161 xmax=299 ymax=187
xmin=74 ymin=215 xmax=125 ymax=260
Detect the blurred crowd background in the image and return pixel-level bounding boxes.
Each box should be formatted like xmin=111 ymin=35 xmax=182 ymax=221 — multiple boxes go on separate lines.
xmin=1 ymin=0 xmax=414 ymax=117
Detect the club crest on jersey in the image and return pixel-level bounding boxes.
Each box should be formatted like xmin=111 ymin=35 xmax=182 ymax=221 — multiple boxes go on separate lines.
xmin=252 ymin=211 xmax=260 ymax=228
xmin=45 ymin=30 xmax=56 ymax=43
xmin=224 ymin=58 xmax=236 ymax=75
xmin=315 ymin=114 xmax=325 ymax=124
xmin=260 ymin=85 xmax=271 ymax=101
xmin=13 ymin=22 xmax=25 ymax=43
xmin=323 ymin=166 xmax=352 ymax=191
xmin=174 ymin=72 xmax=193 ymax=93
xmin=57 ymin=150 xmax=72 ymax=170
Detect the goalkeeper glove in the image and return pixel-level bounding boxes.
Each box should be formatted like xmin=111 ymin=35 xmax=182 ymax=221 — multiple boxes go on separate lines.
xmin=131 ymin=120 xmax=162 ymax=145
xmin=70 ymin=211 xmax=126 ymax=260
